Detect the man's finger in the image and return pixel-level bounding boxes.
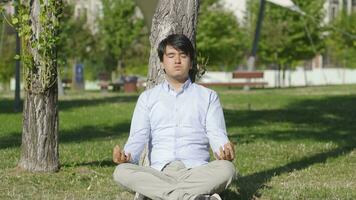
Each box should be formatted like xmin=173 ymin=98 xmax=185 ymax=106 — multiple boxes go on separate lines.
xmin=219 ymin=146 xmax=226 ymax=160
xmin=229 ymin=147 xmax=234 ymax=160
xmin=225 ymin=143 xmax=234 ymax=160
xmin=214 ymin=152 xmax=221 ymax=160
xmin=225 ymin=146 xmax=231 ymax=160
xmin=120 ymin=150 xmax=126 ymax=162
xmin=113 ymin=145 xmax=121 ymax=163
xmin=231 ymin=142 xmax=235 ymax=155
xmin=229 ymin=142 xmax=236 ymax=160
xmin=227 ymin=147 xmax=234 ymax=160
xmin=126 ymin=153 xmax=131 ymax=162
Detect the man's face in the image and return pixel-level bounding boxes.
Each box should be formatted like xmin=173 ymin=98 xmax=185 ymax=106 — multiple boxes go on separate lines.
xmin=161 ymin=45 xmax=192 ymax=82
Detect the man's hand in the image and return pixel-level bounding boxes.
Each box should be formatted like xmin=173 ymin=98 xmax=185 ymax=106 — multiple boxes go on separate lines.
xmin=113 ymin=145 xmax=131 ymax=164
xmin=214 ymin=141 xmax=235 ymax=161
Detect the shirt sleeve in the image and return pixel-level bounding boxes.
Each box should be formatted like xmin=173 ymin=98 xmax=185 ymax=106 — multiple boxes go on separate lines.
xmin=206 ymin=91 xmax=229 ymax=155
xmin=124 ymin=92 xmax=151 ymax=164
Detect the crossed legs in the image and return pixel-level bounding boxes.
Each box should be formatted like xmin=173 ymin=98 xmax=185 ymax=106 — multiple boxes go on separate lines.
xmin=113 ymin=160 xmax=236 ymax=200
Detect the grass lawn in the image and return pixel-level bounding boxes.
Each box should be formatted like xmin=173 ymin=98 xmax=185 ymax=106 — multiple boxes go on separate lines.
xmin=0 ymin=85 xmax=355 ymax=199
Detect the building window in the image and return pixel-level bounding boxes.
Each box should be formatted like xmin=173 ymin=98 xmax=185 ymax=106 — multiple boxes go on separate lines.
xmin=332 ymin=0 xmax=339 ymax=5
xmin=331 ymin=6 xmax=338 ymax=19
xmin=343 ymin=0 xmax=348 ymax=10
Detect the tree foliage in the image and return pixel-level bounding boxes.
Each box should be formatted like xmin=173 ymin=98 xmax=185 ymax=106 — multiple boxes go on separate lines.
xmin=99 ymin=0 xmax=144 ymax=74
xmin=0 ymin=12 xmax=15 ymax=88
xmin=326 ymin=12 xmax=356 ymax=68
xmin=249 ymin=0 xmax=325 ymax=69
xmin=197 ymin=0 xmax=248 ymax=71
xmin=57 ymin=3 xmax=94 ymax=71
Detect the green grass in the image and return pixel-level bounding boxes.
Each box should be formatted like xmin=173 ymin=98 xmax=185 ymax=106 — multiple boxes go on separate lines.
xmin=0 ymin=85 xmax=355 ymax=199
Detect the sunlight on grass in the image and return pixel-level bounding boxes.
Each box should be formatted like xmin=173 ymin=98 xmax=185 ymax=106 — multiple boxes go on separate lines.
xmin=1 ymin=85 xmax=355 ymax=199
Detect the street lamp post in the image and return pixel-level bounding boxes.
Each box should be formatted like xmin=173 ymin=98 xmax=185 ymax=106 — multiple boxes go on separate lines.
xmin=245 ymin=0 xmax=266 ymax=90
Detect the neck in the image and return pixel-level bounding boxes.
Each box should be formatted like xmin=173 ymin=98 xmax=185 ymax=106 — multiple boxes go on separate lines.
xmin=166 ymin=76 xmax=188 ymax=92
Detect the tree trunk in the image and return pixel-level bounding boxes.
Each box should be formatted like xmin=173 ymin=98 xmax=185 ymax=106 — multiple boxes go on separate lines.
xmin=135 ymin=0 xmax=200 ymax=199
xmin=18 ymin=0 xmax=61 ymax=172
xmin=19 ymin=90 xmax=59 ymax=172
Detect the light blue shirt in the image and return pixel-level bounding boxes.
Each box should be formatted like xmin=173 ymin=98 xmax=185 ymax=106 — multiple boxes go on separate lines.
xmin=124 ymin=78 xmax=229 ymax=171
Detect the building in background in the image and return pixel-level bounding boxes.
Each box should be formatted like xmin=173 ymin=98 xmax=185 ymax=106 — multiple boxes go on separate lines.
xmin=324 ymin=0 xmax=356 ymax=24
xmin=224 ymin=0 xmax=356 ymax=24
xmin=222 ymin=0 xmax=248 ymax=24
xmin=66 ymin=0 xmax=103 ymax=34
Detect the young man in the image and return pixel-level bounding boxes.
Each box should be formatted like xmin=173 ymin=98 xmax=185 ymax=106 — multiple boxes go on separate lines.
xmin=113 ymin=34 xmax=236 ymax=200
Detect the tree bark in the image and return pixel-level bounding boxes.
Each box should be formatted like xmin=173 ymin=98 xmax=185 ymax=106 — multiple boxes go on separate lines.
xmin=18 ymin=0 xmax=61 ymax=172
xmin=135 ymin=0 xmax=200 ymax=199
xmin=19 ymin=89 xmax=59 ymax=172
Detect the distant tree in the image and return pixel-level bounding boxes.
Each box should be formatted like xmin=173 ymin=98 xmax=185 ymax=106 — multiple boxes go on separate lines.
xmin=197 ymin=0 xmax=248 ymax=71
xmin=57 ymin=3 xmax=94 ymax=81
xmin=0 ymin=12 xmax=16 ymax=90
xmin=123 ymin=34 xmax=150 ymax=76
xmin=245 ymin=0 xmax=324 ymax=87
xmin=326 ymin=12 xmax=356 ymax=68
xmin=248 ymin=0 xmax=325 ymax=69
xmin=100 ymin=0 xmax=144 ymax=78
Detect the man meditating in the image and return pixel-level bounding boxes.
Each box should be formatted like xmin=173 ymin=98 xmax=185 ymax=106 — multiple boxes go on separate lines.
xmin=113 ymin=34 xmax=236 ymax=200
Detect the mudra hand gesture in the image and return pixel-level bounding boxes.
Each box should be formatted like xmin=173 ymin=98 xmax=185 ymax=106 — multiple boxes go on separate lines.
xmin=215 ymin=141 xmax=235 ymax=161
xmin=113 ymin=145 xmax=131 ymax=164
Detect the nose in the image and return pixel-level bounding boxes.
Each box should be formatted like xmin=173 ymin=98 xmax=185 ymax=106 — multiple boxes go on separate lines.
xmin=175 ymin=55 xmax=181 ymax=63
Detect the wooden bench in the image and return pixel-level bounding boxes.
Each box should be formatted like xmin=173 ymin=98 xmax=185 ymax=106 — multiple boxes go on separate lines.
xmin=109 ymin=82 xmax=122 ymax=91
xmin=199 ymin=71 xmax=267 ymax=88
xmin=98 ymin=73 xmax=110 ymax=91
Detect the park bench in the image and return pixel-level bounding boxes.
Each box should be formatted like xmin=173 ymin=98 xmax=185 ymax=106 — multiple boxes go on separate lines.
xmin=199 ymin=71 xmax=267 ymax=88
xmin=98 ymin=73 xmax=110 ymax=91
xmin=109 ymin=82 xmax=122 ymax=91
xmin=61 ymin=78 xmax=72 ymax=89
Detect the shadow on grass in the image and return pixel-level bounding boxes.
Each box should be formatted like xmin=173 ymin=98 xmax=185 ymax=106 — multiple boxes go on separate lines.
xmin=0 ymin=94 xmax=138 ymax=114
xmin=222 ymin=94 xmax=356 ymax=199
xmin=0 ymin=94 xmax=136 ymax=149
xmin=59 ymin=95 xmax=138 ymax=111
xmin=61 ymin=159 xmax=116 ymax=168
xmin=0 ymin=99 xmax=23 ymax=113
xmin=223 ymin=145 xmax=355 ymax=199
xmin=224 ymin=95 xmax=356 ymax=146
xmin=0 ymin=121 xmax=130 ymax=150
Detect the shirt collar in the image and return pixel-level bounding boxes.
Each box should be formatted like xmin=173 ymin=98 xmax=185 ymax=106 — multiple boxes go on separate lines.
xmin=162 ymin=78 xmax=192 ymax=93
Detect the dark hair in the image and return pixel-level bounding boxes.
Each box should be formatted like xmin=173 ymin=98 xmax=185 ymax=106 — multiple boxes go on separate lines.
xmin=157 ymin=34 xmax=197 ymax=82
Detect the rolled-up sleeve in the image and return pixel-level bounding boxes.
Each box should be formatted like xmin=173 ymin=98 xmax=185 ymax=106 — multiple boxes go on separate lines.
xmin=124 ymin=92 xmax=151 ymax=164
xmin=206 ymin=91 xmax=229 ymax=154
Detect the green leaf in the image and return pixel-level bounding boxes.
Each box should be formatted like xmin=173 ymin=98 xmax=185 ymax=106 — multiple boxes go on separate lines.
xmin=22 ymin=14 xmax=29 ymax=21
xmin=14 ymin=55 xmax=21 ymax=60
xmin=12 ymin=17 xmax=19 ymax=25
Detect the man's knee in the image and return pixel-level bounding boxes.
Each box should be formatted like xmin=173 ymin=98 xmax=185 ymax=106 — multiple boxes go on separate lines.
xmin=214 ymin=160 xmax=237 ymax=182
xmin=113 ymin=163 xmax=133 ymax=187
